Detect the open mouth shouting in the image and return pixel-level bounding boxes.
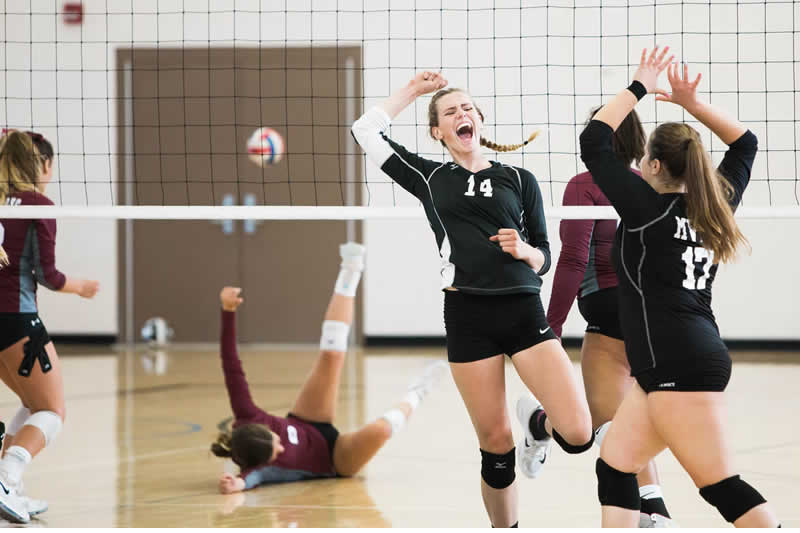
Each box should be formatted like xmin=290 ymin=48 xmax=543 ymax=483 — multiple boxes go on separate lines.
xmin=456 ymin=121 xmax=474 ymax=146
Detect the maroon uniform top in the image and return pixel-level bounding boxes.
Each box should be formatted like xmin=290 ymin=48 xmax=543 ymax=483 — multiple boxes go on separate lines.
xmin=0 ymin=191 xmax=66 ymax=313
xmin=220 ymin=311 xmax=336 ymax=488
xmin=546 ymin=172 xmax=623 ymax=338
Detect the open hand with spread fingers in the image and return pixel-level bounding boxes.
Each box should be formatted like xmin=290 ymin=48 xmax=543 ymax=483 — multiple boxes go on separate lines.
xmin=632 ymin=46 xmax=674 ymax=94
xmin=654 ymin=62 xmax=702 ymax=110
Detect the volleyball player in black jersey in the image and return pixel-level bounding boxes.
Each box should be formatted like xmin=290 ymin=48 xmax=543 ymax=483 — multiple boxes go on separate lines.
xmin=581 ymin=47 xmax=779 ymax=527
xmin=352 ymin=72 xmax=593 ymax=527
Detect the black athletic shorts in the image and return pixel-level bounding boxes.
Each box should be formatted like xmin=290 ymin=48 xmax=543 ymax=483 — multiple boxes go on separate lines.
xmin=444 ymin=291 xmax=558 ymax=364
xmin=286 ymin=413 xmax=340 ymax=457
xmin=0 ymin=313 xmax=50 ymax=352
xmin=577 ymin=287 xmax=624 ymax=341
xmin=634 ymin=351 xmax=732 ymax=393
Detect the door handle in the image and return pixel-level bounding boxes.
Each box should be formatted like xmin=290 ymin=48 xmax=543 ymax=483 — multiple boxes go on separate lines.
xmin=211 ymin=193 xmax=235 ymax=235
xmin=243 ymin=193 xmax=263 ymax=234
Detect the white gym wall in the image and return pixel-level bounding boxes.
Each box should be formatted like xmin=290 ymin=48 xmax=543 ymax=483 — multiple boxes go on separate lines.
xmin=0 ymin=1 xmax=797 ymax=340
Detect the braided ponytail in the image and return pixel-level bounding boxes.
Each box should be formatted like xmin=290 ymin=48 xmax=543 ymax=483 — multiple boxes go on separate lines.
xmin=428 ymin=88 xmax=540 ymax=153
xmin=480 ymin=130 xmax=540 ymax=153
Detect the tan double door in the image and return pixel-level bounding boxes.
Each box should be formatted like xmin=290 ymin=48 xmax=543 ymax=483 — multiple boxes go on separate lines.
xmin=117 ymin=47 xmax=362 ymax=343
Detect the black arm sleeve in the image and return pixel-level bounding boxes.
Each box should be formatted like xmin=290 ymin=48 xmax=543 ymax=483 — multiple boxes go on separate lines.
xmin=580 ymin=120 xmax=663 ymax=228
xmin=379 ymin=135 xmax=443 ymax=199
xmin=716 ymin=130 xmax=758 ymax=208
xmin=520 ymin=167 xmax=551 ymax=275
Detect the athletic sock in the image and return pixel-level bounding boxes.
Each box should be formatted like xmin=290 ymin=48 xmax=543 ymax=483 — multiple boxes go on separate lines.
xmin=334 ymin=267 xmax=362 ymax=297
xmin=639 ymin=484 xmax=670 ymax=518
xmin=529 ymin=409 xmax=549 ymax=441
xmin=0 ymin=446 xmax=31 ymax=487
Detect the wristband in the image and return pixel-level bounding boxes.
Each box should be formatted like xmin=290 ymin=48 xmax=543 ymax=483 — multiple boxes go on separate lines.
xmin=627 ymin=80 xmax=647 ymax=101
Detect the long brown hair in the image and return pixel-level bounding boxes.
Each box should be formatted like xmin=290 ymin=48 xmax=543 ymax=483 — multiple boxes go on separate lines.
xmin=428 ymin=88 xmax=539 ymax=152
xmin=210 ymin=424 xmax=274 ymax=470
xmin=588 ymin=106 xmax=645 ymax=166
xmin=0 ymin=130 xmax=45 ymax=267
xmin=647 ymin=123 xmax=748 ymax=263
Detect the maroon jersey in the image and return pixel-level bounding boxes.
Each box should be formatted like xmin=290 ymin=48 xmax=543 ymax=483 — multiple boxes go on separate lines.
xmin=220 ymin=311 xmax=336 ymax=487
xmin=0 ymin=191 xmax=66 ymax=312
xmin=546 ymin=172 xmax=623 ymax=338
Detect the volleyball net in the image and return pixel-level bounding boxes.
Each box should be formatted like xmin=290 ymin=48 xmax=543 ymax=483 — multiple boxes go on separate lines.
xmin=1 ymin=1 xmax=799 ymax=220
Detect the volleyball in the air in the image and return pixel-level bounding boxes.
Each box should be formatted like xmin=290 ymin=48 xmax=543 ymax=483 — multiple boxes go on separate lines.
xmin=247 ymin=127 xmax=284 ymax=166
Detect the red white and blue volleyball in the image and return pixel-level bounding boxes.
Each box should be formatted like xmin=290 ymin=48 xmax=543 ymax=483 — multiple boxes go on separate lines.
xmin=247 ymin=127 xmax=284 ymax=166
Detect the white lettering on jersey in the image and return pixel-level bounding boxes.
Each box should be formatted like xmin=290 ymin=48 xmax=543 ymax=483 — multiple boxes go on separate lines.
xmin=4 ymin=197 xmax=21 ymax=206
xmin=681 ymin=246 xmax=714 ymax=290
xmin=673 ymin=216 xmax=697 ymax=242
xmin=464 ymin=176 xmax=493 ymax=198
xmin=287 ymin=425 xmax=299 ymax=445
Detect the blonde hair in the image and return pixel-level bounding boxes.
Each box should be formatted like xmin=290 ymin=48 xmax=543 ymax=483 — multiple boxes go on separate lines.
xmin=0 ymin=131 xmax=44 ymax=267
xmin=648 ymin=123 xmax=749 ymax=264
xmin=428 ymin=88 xmax=539 ymax=153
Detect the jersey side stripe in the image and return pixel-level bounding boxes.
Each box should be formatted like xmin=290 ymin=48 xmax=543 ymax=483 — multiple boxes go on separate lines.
xmin=619 ymin=229 xmax=640 ymax=293
xmin=425 ymin=163 xmax=455 ymax=288
xmin=501 ymin=164 xmax=523 ymax=188
xmin=626 ymin=197 xmax=679 ymax=232
xmin=638 ymin=230 xmax=657 ymax=367
xmin=382 ymin=145 xmax=455 ymax=289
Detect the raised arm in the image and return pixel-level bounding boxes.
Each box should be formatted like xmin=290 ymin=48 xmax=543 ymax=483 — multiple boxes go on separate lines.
xmin=219 ymin=287 xmax=268 ymax=423
xmin=593 ymin=47 xmax=673 ymax=131
xmin=655 ymin=63 xmax=745 ymax=145
xmin=580 ymin=47 xmax=673 ymax=228
xmin=351 ymin=72 xmax=448 ymax=197
xmin=381 ymin=71 xmax=448 ymax=120
xmin=654 ymin=62 xmax=757 ymax=204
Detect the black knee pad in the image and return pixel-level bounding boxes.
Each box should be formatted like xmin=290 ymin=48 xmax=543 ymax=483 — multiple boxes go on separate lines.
xmin=480 ymin=448 xmax=516 ymax=490
xmin=699 ymin=475 xmax=767 ymax=523
xmin=596 ymin=458 xmax=640 ymax=510
xmin=552 ymin=428 xmax=594 ymax=454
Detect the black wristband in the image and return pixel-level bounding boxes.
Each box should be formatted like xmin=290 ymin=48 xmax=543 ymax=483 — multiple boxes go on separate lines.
xmin=627 ymin=80 xmax=647 ymax=101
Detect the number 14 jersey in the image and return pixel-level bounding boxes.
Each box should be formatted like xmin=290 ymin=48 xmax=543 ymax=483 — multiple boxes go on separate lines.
xmin=352 ymin=106 xmax=551 ymax=295
xmin=580 ymin=120 xmax=757 ymax=375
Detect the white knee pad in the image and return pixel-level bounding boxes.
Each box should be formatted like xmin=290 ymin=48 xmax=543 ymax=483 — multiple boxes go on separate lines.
xmin=319 ymin=320 xmax=350 ymax=353
xmin=7 ymin=406 xmax=31 ymax=436
xmin=23 ymin=410 xmax=63 ymax=447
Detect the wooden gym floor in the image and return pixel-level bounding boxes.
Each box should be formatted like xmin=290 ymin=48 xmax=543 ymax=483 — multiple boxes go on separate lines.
xmin=2 ymin=345 xmax=798 ymax=527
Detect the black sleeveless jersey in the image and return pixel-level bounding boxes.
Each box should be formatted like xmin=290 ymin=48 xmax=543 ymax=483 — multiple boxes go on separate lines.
xmin=580 ymin=120 xmax=757 ymax=374
xmin=352 ymin=107 xmax=551 ymax=295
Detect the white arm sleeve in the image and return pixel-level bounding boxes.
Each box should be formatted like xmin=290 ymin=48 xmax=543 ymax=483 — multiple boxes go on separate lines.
xmin=351 ymin=106 xmax=395 ymax=168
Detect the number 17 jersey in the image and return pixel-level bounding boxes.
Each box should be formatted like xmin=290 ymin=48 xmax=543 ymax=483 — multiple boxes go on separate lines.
xmin=580 ymin=120 xmax=757 ymax=375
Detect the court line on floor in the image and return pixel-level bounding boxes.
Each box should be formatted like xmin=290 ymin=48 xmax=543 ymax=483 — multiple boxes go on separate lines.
xmin=25 ymin=444 xmax=211 ymax=478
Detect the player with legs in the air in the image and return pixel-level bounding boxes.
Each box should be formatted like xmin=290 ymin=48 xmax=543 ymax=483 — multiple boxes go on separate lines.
xmin=211 ymin=242 xmax=446 ymax=493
